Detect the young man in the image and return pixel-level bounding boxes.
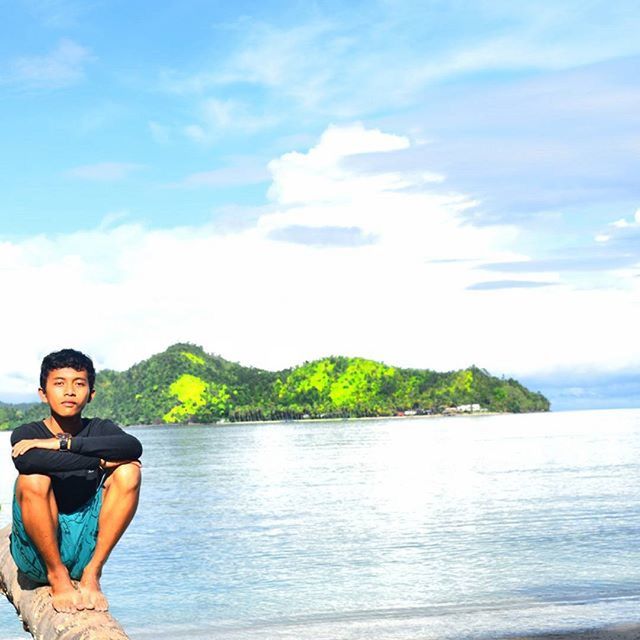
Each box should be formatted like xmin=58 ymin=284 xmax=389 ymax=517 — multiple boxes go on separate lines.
xmin=10 ymin=349 xmax=142 ymax=614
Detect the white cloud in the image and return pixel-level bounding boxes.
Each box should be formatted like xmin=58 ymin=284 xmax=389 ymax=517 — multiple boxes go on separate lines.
xmin=161 ymin=21 xmax=333 ymax=97
xmin=1 ymin=124 xmax=638 ymax=397
xmin=594 ymin=208 xmax=640 ymax=252
xmin=611 ymin=210 xmax=640 ymax=229
xmin=183 ymin=98 xmax=278 ymax=143
xmin=267 ymin=123 xmax=414 ymax=204
xmin=7 ymin=39 xmax=92 ymax=89
xmin=66 ymin=162 xmax=143 ymax=181
xmin=160 ymin=4 xmax=640 ymax=122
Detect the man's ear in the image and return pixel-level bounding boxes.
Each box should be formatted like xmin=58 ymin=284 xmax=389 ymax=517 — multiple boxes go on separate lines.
xmin=38 ymin=388 xmax=49 ymax=404
xmin=88 ymin=388 xmax=96 ymax=404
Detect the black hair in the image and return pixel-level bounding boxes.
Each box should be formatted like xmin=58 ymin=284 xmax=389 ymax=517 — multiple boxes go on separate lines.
xmin=40 ymin=349 xmax=96 ymax=391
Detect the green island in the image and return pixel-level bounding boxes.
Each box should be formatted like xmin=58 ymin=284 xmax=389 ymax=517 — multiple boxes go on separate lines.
xmin=0 ymin=343 xmax=549 ymax=430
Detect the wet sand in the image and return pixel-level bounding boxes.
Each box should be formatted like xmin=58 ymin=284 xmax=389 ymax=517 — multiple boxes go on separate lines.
xmin=499 ymin=623 xmax=640 ymax=640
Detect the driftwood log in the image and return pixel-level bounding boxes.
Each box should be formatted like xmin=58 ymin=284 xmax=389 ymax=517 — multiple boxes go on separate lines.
xmin=0 ymin=525 xmax=129 ymax=640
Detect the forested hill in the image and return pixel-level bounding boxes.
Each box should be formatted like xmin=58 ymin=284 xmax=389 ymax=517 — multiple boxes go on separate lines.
xmin=0 ymin=344 xmax=549 ymax=429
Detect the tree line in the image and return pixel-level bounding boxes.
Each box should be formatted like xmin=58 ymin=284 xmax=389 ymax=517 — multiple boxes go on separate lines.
xmin=0 ymin=343 xmax=550 ymax=429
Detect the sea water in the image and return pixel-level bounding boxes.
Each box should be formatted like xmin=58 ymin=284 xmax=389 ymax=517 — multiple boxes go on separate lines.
xmin=1 ymin=409 xmax=640 ymax=639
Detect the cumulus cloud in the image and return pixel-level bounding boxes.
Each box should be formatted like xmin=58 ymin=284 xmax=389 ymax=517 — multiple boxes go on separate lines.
xmin=0 ymin=123 xmax=638 ymax=398
xmin=269 ymin=225 xmax=376 ymax=248
xmin=266 ymin=124 xmax=412 ymax=205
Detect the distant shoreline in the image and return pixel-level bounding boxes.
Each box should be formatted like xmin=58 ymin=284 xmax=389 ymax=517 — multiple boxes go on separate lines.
xmin=126 ymin=410 xmax=516 ymax=429
xmin=0 ymin=410 xmax=538 ymax=432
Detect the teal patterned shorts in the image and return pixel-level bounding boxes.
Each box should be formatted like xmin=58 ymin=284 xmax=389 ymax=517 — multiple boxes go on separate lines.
xmin=10 ymin=480 xmax=103 ymax=584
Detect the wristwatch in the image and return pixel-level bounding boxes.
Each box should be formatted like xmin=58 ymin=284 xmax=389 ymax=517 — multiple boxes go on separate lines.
xmin=57 ymin=433 xmax=71 ymax=451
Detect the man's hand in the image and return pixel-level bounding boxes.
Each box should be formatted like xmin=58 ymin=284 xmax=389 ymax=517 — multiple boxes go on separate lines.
xmin=12 ymin=438 xmax=60 ymax=457
xmin=99 ymin=459 xmax=142 ymax=470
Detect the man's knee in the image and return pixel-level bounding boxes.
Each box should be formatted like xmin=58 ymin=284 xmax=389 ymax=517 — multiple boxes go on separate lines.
xmin=107 ymin=463 xmax=141 ymax=493
xmin=16 ymin=473 xmax=52 ymax=501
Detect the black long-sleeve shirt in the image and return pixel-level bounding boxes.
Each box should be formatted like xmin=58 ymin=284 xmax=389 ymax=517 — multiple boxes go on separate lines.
xmin=10 ymin=418 xmax=142 ymax=513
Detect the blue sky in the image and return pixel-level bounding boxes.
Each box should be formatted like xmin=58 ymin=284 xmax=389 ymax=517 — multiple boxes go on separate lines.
xmin=1 ymin=0 xmax=639 ymax=409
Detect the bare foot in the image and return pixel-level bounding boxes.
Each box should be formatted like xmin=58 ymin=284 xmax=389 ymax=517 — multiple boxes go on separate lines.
xmin=79 ymin=571 xmax=109 ymax=611
xmin=48 ymin=570 xmax=84 ymax=613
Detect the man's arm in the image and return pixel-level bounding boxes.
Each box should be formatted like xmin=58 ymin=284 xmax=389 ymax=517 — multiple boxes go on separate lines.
xmin=11 ymin=433 xmax=101 ymax=475
xmin=69 ymin=419 xmax=143 ymax=462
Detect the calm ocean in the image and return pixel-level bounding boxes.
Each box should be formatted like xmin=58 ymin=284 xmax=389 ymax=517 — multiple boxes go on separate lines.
xmin=1 ymin=409 xmax=640 ymax=639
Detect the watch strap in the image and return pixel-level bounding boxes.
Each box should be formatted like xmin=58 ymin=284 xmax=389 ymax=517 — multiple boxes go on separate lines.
xmin=57 ymin=433 xmax=71 ymax=451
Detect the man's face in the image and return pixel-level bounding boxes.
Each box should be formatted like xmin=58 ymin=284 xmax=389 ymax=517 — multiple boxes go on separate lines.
xmin=38 ymin=367 xmax=95 ymax=417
